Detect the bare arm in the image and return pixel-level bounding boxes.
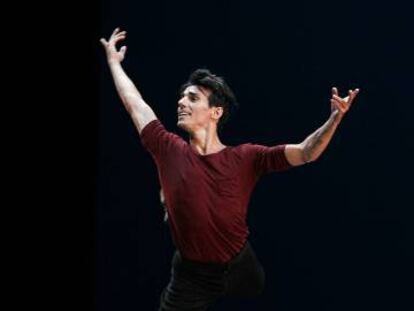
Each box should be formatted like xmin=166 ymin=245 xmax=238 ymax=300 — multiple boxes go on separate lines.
xmin=100 ymin=28 xmax=157 ymax=134
xmin=284 ymin=87 xmax=360 ymax=166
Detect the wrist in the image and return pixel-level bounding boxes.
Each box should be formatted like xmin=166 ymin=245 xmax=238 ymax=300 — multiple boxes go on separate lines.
xmin=330 ymin=110 xmax=343 ymax=125
xmin=108 ymin=58 xmax=121 ymax=66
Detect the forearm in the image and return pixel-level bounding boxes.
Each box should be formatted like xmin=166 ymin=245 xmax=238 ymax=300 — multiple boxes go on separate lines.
xmin=101 ymin=29 xmax=158 ymax=133
xmin=108 ymin=61 xmax=144 ymax=112
xmin=108 ymin=61 xmax=157 ymax=133
xmin=300 ymin=111 xmax=342 ymax=163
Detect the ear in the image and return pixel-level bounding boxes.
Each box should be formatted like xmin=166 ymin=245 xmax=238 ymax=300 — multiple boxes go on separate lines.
xmin=211 ymin=106 xmax=224 ymax=121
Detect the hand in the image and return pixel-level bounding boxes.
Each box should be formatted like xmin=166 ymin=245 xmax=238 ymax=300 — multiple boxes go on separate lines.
xmin=100 ymin=27 xmax=128 ymax=64
xmin=330 ymin=87 xmax=359 ymax=121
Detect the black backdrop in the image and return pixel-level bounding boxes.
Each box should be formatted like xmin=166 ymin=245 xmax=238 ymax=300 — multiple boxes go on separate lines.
xmin=95 ymin=1 xmax=413 ymax=310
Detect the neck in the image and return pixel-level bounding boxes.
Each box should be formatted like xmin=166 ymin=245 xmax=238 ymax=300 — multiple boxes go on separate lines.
xmin=189 ymin=124 xmax=225 ymax=155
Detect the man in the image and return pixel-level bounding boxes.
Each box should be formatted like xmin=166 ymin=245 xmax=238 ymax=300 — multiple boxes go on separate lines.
xmin=100 ymin=28 xmax=359 ymax=310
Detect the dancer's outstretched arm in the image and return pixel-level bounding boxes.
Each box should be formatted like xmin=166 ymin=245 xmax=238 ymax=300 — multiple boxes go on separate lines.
xmin=284 ymin=87 xmax=360 ymax=166
xmin=100 ymin=28 xmax=157 ymax=134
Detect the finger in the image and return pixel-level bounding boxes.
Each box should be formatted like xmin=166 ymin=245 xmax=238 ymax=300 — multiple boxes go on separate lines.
xmin=352 ymin=88 xmax=360 ymax=100
xmin=114 ymin=34 xmax=126 ymax=40
xmin=99 ymin=38 xmax=108 ymax=46
xmin=332 ymin=87 xmax=339 ymax=97
xmin=120 ymin=46 xmax=127 ymax=56
xmin=348 ymin=88 xmax=360 ymax=104
xmin=341 ymin=95 xmax=351 ymax=106
xmin=331 ymin=102 xmax=345 ymax=114
xmin=112 ymin=27 xmax=120 ymax=37
xmin=116 ymin=31 xmax=127 ymax=36
xmin=331 ymin=99 xmax=347 ymax=112
xmin=113 ymin=35 xmax=126 ymax=45
xmin=349 ymin=89 xmax=358 ymax=102
xmin=332 ymin=94 xmax=347 ymax=104
xmin=348 ymin=90 xmax=354 ymax=102
xmin=115 ymin=34 xmax=126 ymax=41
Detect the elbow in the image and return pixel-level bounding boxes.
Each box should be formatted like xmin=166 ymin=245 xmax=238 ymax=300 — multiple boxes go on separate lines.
xmin=301 ymin=145 xmax=318 ymax=164
xmin=122 ymin=101 xmax=135 ymax=114
xmin=307 ymin=155 xmax=319 ymax=163
xmin=302 ymin=154 xmax=315 ymax=164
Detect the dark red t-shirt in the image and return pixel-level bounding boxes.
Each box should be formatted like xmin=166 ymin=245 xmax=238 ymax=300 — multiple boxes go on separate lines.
xmin=141 ymin=119 xmax=292 ymax=263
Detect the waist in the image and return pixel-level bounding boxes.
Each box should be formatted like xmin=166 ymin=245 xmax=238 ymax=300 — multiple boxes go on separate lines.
xmin=175 ymin=241 xmax=251 ymax=272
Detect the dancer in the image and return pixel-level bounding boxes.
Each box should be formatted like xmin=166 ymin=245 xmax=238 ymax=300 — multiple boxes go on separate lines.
xmin=100 ymin=27 xmax=359 ymax=310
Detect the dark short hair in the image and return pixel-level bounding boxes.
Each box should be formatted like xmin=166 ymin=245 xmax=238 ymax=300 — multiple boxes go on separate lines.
xmin=180 ymin=69 xmax=238 ymax=130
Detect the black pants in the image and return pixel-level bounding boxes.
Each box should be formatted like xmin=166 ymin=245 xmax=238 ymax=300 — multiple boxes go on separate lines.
xmin=159 ymin=242 xmax=265 ymax=310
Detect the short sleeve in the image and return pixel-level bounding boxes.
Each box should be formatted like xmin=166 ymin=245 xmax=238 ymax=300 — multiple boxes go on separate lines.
xmin=246 ymin=143 xmax=292 ymax=175
xmin=140 ymin=119 xmax=185 ymax=161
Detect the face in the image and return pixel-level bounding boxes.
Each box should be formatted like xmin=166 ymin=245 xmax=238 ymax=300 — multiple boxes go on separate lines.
xmin=177 ymin=85 xmax=222 ymax=132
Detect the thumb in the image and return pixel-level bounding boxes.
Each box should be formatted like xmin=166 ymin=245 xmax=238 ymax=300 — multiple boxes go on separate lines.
xmin=99 ymin=38 xmax=108 ymax=46
xmin=120 ymin=46 xmax=127 ymax=56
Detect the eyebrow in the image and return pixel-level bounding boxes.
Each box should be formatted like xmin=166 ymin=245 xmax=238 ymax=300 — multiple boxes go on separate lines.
xmin=181 ymin=91 xmax=200 ymax=98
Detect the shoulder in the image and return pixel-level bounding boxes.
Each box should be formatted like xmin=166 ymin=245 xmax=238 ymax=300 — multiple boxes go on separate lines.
xmin=227 ymin=143 xmax=261 ymax=160
xmin=141 ymin=119 xmax=188 ymax=153
xmin=232 ymin=143 xmax=266 ymax=154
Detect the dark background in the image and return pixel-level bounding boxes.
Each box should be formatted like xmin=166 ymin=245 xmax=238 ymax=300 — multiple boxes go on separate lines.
xmin=36 ymin=0 xmax=412 ymax=310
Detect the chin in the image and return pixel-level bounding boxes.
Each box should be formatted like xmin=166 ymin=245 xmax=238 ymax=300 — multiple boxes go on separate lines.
xmin=177 ymin=120 xmax=191 ymax=132
xmin=177 ymin=120 xmax=186 ymax=129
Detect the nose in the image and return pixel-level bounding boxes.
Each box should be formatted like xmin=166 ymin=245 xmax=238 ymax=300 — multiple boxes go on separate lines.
xmin=178 ymin=97 xmax=186 ymax=108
